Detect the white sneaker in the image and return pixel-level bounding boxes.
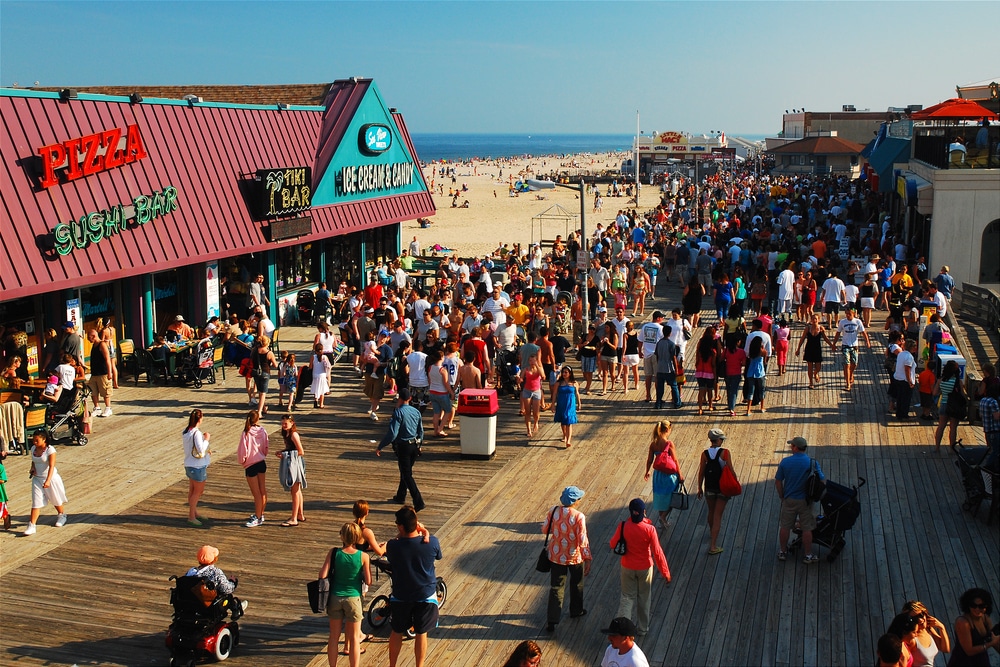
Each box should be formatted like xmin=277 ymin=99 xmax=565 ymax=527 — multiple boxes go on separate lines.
xmin=240 ymin=599 xmax=249 ymax=613
xmin=369 ymin=411 xmax=379 ymax=421
xmin=100 ymin=408 xmax=112 ymax=418
xmin=55 ymin=513 xmax=68 ymax=527
xmin=245 ymin=515 xmax=261 ymax=528
xmin=91 ymin=407 xmax=104 ymax=417
xmin=22 ymin=522 xmax=36 ymax=536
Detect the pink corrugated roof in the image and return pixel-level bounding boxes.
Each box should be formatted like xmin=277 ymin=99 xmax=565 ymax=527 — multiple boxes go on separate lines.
xmin=0 ymin=86 xmax=434 ymax=301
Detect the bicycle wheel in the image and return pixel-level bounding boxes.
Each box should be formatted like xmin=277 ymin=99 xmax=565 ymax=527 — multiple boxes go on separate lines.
xmin=366 ymin=595 xmax=391 ymax=629
xmin=435 ymin=577 xmax=447 ymax=609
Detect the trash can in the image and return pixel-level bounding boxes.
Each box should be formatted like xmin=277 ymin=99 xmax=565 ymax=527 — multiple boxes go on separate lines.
xmin=457 ymin=389 xmax=499 ymax=460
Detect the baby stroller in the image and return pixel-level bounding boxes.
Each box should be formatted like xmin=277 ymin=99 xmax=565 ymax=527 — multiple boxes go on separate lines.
xmin=365 ymin=556 xmax=447 ymax=637
xmin=165 ymin=574 xmax=244 ymax=665
xmin=177 ymin=343 xmax=216 ymax=389
xmin=45 ymin=384 xmax=91 ymax=447
xmin=297 ymin=289 xmax=316 ymax=325
xmin=954 ymin=442 xmax=992 ymax=516
xmin=493 ymin=348 xmax=521 ymax=398
xmin=788 ymin=477 xmax=865 ymax=562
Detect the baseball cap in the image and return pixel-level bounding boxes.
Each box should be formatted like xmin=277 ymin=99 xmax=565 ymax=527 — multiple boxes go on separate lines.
xmin=601 ymin=617 xmax=638 ymax=637
xmin=787 ymin=436 xmax=808 ymax=449
xmin=708 ymin=428 xmax=726 ymax=441
xmin=628 ymin=498 xmax=646 ymax=523
xmin=598 ymin=306 xmax=608 ymax=312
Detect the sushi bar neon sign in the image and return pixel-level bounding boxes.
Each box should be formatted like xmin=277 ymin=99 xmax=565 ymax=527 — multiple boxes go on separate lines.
xmin=37 ymin=124 xmax=148 ymax=189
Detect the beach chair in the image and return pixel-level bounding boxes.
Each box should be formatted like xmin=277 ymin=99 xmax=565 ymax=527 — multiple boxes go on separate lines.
xmin=331 ymin=338 xmax=349 ymax=366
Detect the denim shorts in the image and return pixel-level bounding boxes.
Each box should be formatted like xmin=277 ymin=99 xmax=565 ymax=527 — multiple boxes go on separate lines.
xmin=185 ymin=466 xmax=208 ymax=482
xmin=581 ymin=356 xmax=597 ymax=374
xmin=429 ymin=391 xmax=451 ymax=415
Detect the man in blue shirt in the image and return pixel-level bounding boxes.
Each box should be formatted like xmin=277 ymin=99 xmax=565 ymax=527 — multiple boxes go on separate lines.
xmin=376 ymin=389 xmax=425 ymax=511
xmin=386 ymin=506 xmax=442 ymax=667
xmin=775 ymin=436 xmax=824 ymax=564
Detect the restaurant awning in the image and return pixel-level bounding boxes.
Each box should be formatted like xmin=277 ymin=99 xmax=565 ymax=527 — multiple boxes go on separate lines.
xmin=896 ymin=170 xmax=934 ymax=216
xmin=868 ymin=138 xmax=911 ymax=193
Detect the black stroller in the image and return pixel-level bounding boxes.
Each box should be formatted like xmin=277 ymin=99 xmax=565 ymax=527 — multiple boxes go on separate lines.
xmin=788 ymin=477 xmax=866 ymax=562
xmin=296 ymin=289 xmax=316 ymax=325
xmin=493 ymin=348 xmax=521 ymax=398
xmin=954 ymin=442 xmax=994 ymax=516
xmin=165 ymin=574 xmax=244 ymax=665
xmin=45 ymin=384 xmax=91 ymax=447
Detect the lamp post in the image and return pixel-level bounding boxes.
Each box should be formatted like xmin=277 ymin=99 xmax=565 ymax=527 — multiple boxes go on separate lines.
xmin=526 ymin=178 xmax=589 ymax=331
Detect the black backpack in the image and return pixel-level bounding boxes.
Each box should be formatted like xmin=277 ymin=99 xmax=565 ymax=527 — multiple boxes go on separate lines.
xmin=806 ymin=458 xmax=826 ymax=502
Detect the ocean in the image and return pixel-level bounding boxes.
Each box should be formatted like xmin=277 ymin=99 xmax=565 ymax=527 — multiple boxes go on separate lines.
xmin=410 ymin=133 xmax=634 ymax=162
xmin=410 ymin=133 xmax=770 ymax=163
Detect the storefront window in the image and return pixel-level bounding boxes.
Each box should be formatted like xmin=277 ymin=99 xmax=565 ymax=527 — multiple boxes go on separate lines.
xmin=275 ymin=243 xmax=319 ymax=293
xmin=151 ymin=269 xmax=193 ymax=334
xmin=218 ymin=255 xmax=264 ymax=319
xmin=325 ymin=234 xmax=361 ymax=288
xmin=365 ymin=224 xmax=399 ymax=268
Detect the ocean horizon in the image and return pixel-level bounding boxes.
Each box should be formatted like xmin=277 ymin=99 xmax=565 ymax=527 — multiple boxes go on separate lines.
xmin=411 ymin=132 xmax=770 ymax=162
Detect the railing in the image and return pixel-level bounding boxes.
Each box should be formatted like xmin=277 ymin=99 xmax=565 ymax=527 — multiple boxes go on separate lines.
xmin=913 ymin=128 xmax=1000 ymax=169
xmin=961 ymin=282 xmax=1000 ymax=337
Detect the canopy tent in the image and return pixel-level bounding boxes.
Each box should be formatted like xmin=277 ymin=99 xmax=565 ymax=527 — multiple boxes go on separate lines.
xmin=911 ymin=98 xmax=999 ymax=121
xmin=530 ymin=203 xmax=578 ymax=247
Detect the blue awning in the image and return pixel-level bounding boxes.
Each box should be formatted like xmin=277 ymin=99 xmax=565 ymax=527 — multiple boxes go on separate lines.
xmin=869 ymin=138 xmax=911 ymax=192
xmin=861 ymin=123 xmax=888 ymax=158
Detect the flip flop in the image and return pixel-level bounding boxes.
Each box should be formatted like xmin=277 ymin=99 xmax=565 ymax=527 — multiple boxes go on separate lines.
xmin=707 ymin=547 xmax=724 ymax=555
xmin=280 ymin=521 xmax=299 ymax=527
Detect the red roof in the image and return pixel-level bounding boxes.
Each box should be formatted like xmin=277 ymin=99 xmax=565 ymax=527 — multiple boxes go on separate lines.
xmin=0 ymin=86 xmax=434 ymax=300
xmin=767 ymin=136 xmax=866 ymax=155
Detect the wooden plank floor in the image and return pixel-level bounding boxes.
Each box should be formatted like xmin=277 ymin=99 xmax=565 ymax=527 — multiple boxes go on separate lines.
xmin=2 ymin=290 xmax=998 ymax=667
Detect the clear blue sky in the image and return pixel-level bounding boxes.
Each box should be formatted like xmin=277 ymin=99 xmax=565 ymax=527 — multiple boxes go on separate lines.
xmin=2 ymin=1 xmax=997 ymax=136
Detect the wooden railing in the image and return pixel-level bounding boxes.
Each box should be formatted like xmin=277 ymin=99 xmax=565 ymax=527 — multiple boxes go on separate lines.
xmin=961 ymin=282 xmax=1000 ymax=336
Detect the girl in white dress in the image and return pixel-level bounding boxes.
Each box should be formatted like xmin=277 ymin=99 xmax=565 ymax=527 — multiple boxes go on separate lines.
xmin=23 ymin=432 xmax=68 ymax=535
xmin=310 ymin=343 xmax=332 ymax=408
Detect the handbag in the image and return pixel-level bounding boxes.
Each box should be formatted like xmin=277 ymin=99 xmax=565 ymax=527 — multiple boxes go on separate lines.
xmin=307 ymin=577 xmax=330 ymax=614
xmin=670 ymin=480 xmax=690 ymax=511
xmin=613 ymin=521 xmax=627 ymax=555
xmin=652 ymin=442 xmax=679 ymax=475
xmin=718 ymin=449 xmax=743 ymax=496
xmin=307 ymin=547 xmax=338 ymax=613
xmin=946 ymin=385 xmax=968 ymax=419
xmin=536 ymin=507 xmax=556 ymax=573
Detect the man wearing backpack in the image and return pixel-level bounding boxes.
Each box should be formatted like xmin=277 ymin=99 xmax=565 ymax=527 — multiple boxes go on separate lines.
xmin=775 ymin=436 xmax=824 ymax=564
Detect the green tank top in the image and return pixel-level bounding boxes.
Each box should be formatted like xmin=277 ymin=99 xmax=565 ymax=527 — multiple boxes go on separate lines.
xmin=331 ymin=548 xmax=364 ymax=597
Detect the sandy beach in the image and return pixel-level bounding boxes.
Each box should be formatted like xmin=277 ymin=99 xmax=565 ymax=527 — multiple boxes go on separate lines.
xmin=412 ymin=151 xmax=636 ymax=259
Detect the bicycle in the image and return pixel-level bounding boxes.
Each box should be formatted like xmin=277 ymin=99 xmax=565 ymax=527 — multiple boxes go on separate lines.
xmin=365 ymin=556 xmax=447 ymax=638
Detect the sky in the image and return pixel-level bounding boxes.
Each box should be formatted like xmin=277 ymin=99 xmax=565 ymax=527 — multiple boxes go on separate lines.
xmin=2 ymin=1 xmax=998 ymax=136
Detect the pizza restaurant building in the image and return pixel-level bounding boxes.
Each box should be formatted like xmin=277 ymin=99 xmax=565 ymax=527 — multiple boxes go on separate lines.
xmin=0 ymin=79 xmax=434 ymax=368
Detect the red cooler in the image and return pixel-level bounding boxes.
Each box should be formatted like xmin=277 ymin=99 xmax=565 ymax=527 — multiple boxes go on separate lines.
xmin=457 ymin=389 xmax=499 ymax=459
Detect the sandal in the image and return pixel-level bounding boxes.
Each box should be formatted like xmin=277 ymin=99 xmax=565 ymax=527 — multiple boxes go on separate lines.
xmin=707 ymin=547 xmax=724 ymax=555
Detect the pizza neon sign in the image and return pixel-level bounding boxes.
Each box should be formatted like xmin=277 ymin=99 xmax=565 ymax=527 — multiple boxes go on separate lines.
xmin=37 ymin=124 xmax=148 ymax=189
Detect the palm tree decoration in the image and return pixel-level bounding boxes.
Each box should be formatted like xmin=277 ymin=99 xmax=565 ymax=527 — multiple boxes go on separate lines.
xmin=266 ymin=171 xmax=285 ymax=215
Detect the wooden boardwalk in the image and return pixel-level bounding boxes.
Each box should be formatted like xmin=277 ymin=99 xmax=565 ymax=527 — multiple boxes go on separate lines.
xmin=2 ymin=291 xmax=998 ymax=667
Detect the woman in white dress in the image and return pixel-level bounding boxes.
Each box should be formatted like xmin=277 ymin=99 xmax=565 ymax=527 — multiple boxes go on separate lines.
xmin=310 ymin=343 xmax=332 ymax=408
xmin=23 ymin=431 xmax=68 ymax=535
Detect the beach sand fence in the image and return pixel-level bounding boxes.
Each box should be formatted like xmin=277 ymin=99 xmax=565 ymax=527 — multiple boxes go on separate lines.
xmin=530 ymin=203 xmax=577 ymax=248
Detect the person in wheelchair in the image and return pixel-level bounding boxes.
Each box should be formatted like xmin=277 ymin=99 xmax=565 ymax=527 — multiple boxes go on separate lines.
xmin=185 ymin=545 xmax=248 ymax=619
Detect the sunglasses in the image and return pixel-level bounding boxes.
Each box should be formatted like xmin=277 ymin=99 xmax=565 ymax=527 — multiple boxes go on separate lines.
xmin=971 ymin=602 xmax=988 ymax=609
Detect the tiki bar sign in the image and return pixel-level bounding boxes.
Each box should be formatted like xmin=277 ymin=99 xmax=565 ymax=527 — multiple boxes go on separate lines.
xmin=255 ymin=167 xmax=312 ymax=218
xmin=51 ymin=185 xmax=179 ymax=255
xmin=37 ymin=124 xmax=148 ymax=188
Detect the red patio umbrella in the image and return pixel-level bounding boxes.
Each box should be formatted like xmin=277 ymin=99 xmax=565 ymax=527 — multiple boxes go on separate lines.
xmin=911 ymin=97 xmax=999 ymax=121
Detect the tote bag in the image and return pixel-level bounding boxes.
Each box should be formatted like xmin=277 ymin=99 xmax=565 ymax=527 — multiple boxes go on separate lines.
xmin=718 ymin=450 xmax=742 ymax=496
xmin=652 ymin=443 xmax=679 ymax=475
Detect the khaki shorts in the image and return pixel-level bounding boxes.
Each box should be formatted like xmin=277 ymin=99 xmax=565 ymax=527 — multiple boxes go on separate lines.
xmin=643 ymin=354 xmax=657 ymax=379
xmin=363 ymin=375 xmax=385 ymax=401
xmin=327 ymin=595 xmax=363 ymax=622
xmin=779 ymin=498 xmax=816 ymax=531
xmin=87 ymin=374 xmax=112 ymax=401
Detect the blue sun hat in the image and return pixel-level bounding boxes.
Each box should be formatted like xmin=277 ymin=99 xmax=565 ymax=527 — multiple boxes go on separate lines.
xmin=560 ymin=486 xmax=585 ymax=506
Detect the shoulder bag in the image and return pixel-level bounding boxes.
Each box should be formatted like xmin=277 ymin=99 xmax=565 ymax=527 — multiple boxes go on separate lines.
xmin=670 ymin=480 xmax=690 ymax=511
xmin=718 ymin=449 xmax=743 ymax=497
xmin=805 ymin=458 xmax=826 ymax=502
xmin=653 ymin=441 xmax=680 ymax=475
xmin=613 ymin=521 xmax=627 ymax=555
xmin=536 ymin=507 xmax=557 ymax=573
xmin=946 ymin=384 xmax=968 ymax=419
xmin=306 ymin=547 xmax=338 ymax=613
